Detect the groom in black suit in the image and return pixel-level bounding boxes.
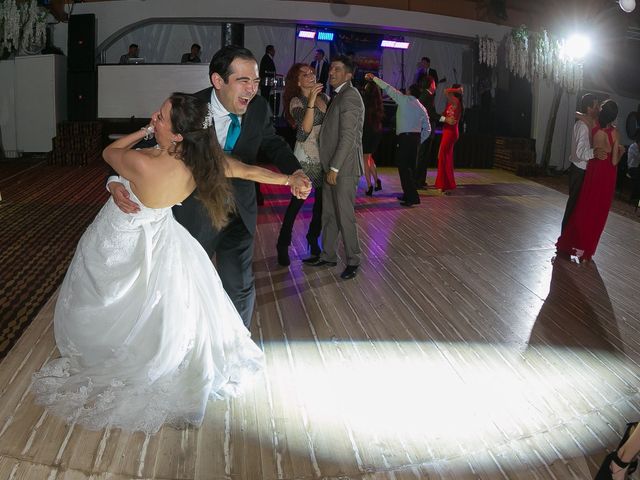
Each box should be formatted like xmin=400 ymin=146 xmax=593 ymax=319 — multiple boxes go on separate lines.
xmin=108 ymin=45 xmax=308 ymax=327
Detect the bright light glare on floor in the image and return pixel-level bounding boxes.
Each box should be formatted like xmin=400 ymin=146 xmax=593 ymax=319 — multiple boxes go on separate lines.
xmin=259 ymin=340 xmax=638 ymax=469
xmin=561 ymin=34 xmax=591 ymax=60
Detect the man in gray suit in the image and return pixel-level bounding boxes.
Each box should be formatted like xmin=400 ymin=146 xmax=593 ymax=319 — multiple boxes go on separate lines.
xmin=304 ymin=55 xmax=364 ymax=280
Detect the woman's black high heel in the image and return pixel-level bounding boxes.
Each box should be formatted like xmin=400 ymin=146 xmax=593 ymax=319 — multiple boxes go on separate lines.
xmin=375 ymin=179 xmax=382 ymax=191
xmin=595 ymin=450 xmax=631 ymax=479
xmin=365 ymin=186 xmax=373 ymax=196
xmin=617 ymin=422 xmax=639 ymax=474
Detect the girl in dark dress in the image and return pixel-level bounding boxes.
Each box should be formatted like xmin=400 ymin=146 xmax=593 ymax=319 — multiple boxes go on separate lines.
xmin=361 ymin=81 xmax=384 ymax=196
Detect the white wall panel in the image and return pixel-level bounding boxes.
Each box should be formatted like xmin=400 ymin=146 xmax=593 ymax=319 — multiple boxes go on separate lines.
xmin=98 ymin=64 xmax=210 ymax=118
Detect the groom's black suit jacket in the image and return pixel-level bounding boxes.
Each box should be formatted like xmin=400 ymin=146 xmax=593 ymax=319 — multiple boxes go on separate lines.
xmin=172 ymin=87 xmax=300 ymax=255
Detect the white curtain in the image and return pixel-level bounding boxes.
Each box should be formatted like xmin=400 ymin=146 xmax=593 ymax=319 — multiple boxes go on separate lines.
xmin=106 ymin=23 xmax=221 ymax=64
xmin=105 ymin=23 xmax=475 ymax=112
xmin=245 ymin=24 xmax=296 ymax=78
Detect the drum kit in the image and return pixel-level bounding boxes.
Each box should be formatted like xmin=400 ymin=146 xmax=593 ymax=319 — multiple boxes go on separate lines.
xmin=262 ymin=74 xmax=285 ymax=119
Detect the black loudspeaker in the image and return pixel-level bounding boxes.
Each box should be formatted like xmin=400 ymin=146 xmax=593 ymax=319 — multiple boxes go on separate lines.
xmin=68 ymin=14 xmax=95 ymax=72
xmin=221 ymin=23 xmax=244 ymax=47
xmin=461 ymin=50 xmax=473 ymax=84
xmin=68 ymin=71 xmax=97 ymax=121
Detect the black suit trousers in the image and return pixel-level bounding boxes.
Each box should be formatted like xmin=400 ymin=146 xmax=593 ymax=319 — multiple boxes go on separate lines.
xmin=396 ymin=133 xmax=420 ymax=204
xmin=415 ymin=127 xmax=437 ymax=186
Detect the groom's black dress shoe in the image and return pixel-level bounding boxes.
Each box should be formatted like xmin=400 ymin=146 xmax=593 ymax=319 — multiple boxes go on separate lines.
xmin=302 ymin=255 xmax=321 ymax=264
xmin=305 ymin=258 xmax=337 ymax=267
xmin=340 ymin=265 xmax=358 ymax=280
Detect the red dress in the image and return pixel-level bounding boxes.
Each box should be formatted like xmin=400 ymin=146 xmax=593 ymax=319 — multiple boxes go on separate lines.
xmin=556 ymin=126 xmax=618 ymax=261
xmin=435 ymin=99 xmax=461 ymax=191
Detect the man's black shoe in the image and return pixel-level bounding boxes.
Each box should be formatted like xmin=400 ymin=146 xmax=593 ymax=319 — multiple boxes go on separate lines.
xmin=302 ymin=255 xmax=321 ymax=264
xmin=396 ymin=195 xmax=405 ymax=201
xmin=340 ymin=265 xmax=358 ymax=280
xmin=305 ymin=258 xmax=337 ymax=267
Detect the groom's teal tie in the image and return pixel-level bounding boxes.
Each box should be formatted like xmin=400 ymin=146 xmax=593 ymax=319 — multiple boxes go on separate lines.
xmin=223 ymin=113 xmax=241 ymax=153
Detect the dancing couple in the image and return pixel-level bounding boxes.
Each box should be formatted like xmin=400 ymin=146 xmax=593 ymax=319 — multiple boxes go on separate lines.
xmin=557 ymin=94 xmax=624 ymax=263
xmin=32 ymin=46 xmax=312 ymax=433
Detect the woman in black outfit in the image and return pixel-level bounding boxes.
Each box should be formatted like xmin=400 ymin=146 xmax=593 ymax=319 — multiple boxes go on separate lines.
xmin=276 ymin=63 xmax=329 ymax=266
xmin=362 ymin=81 xmax=384 ymax=196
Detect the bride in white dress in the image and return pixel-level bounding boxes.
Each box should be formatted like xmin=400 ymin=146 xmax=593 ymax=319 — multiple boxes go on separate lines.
xmin=32 ymin=93 xmax=310 ymax=434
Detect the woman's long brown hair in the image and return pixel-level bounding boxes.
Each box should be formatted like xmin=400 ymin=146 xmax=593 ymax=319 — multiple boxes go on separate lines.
xmin=169 ymin=93 xmax=235 ymax=230
xmin=362 ymin=81 xmax=384 ymax=132
xmin=282 ymin=63 xmax=308 ymax=128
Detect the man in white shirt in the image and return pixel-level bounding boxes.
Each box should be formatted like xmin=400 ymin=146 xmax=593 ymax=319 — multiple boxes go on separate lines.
xmin=627 ymin=140 xmax=639 ymax=171
xmin=560 ymin=93 xmax=606 ymax=231
xmin=366 ymin=73 xmax=430 ymax=206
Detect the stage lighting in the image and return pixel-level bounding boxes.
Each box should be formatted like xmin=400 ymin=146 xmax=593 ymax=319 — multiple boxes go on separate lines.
xmin=620 ymin=0 xmax=636 ymax=12
xmin=298 ymin=30 xmax=316 ymax=39
xmin=317 ymin=31 xmax=334 ymax=42
xmin=380 ymin=40 xmax=410 ymax=50
xmin=560 ymin=34 xmax=591 ymax=61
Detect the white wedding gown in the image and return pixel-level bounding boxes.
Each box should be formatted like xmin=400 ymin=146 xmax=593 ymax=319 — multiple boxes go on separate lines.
xmin=32 ymin=179 xmax=264 ymax=434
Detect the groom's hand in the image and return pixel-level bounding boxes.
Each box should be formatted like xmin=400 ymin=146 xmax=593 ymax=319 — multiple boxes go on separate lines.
xmin=593 ymin=147 xmax=607 ymax=160
xmin=289 ymin=170 xmax=311 ymax=199
xmin=109 ymin=182 xmax=140 ymax=214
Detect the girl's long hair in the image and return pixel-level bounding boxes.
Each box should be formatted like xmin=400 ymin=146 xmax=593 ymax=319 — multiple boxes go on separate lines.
xmin=282 ymin=63 xmax=307 ymax=128
xmin=169 ymin=92 xmax=234 ymax=230
xmin=362 ymin=81 xmax=384 ymax=132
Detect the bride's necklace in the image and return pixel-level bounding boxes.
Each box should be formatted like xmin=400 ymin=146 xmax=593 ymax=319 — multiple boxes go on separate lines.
xmin=154 ymin=144 xmax=168 ymax=152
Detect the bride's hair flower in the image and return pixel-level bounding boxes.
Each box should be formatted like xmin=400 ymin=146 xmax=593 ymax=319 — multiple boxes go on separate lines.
xmin=202 ymin=103 xmax=214 ymax=129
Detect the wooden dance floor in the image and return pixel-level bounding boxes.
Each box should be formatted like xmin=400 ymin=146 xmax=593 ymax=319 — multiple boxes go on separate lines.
xmin=2 ymin=168 xmax=640 ymax=479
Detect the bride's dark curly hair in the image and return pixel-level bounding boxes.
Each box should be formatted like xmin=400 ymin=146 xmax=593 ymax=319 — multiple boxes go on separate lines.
xmin=168 ymin=92 xmax=234 ymax=229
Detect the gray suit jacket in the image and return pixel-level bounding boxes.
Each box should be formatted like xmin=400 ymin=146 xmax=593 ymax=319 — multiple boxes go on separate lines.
xmin=319 ymin=82 xmax=365 ymax=177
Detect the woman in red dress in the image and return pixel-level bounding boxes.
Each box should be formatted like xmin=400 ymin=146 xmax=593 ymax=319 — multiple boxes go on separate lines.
xmin=435 ymin=84 xmax=464 ymax=193
xmin=556 ymin=99 xmax=623 ymax=262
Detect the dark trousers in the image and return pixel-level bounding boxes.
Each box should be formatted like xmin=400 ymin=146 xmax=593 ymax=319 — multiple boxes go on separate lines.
xmin=415 ymin=128 xmax=437 ymax=186
xmin=561 ymin=163 xmax=585 ymax=232
xmin=277 ymin=187 xmax=323 ymax=247
xmin=396 ymin=133 xmax=420 ymax=204
xmin=209 ymin=216 xmax=256 ymax=328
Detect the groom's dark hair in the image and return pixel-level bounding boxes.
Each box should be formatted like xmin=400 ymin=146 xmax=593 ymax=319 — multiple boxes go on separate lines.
xmin=579 ymin=93 xmax=598 ymax=113
xmin=209 ymin=45 xmax=256 ymax=82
